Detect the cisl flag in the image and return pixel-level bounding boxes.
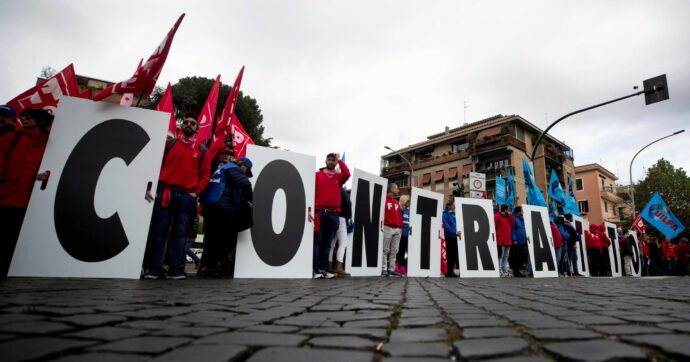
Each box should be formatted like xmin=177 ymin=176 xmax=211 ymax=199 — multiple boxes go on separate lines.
xmin=196 ymin=75 xmax=221 ymax=143
xmin=633 ymin=212 xmax=646 ymax=234
xmin=7 ymin=64 xmax=80 ymax=116
xmin=93 ymin=14 xmax=185 ymax=101
xmin=230 ymin=114 xmax=254 ymax=158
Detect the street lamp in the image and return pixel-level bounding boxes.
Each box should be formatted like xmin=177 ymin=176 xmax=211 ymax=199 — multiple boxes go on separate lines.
xmin=629 ymin=129 xmax=685 ymax=217
xmin=384 ymin=146 xmax=415 ymax=189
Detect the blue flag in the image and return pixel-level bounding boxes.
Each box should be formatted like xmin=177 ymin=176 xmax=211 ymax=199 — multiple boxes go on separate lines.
xmin=565 ymin=175 xmax=580 ymax=216
xmin=548 ymin=170 xmax=566 ymax=205
xmin=496 ymin=176 xmax=506 ymax=206
xmin=549 ymin=201 xmax=558 ymax=221
xmin=641 ymin=192 xmax=685 ymax=239
xmin=341 ymin=152 xmax=346 ymax=162
xmin=507 ymin=167 xmax=517 ymax=212
xmin=522 ymin=159 xmax=547 ymax=207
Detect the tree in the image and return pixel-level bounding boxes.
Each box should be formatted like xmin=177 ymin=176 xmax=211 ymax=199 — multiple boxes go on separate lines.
xmin=39 ymin=66 xmax=56 ymax=78
xmin=633 ymin=159 xmax=690 ymax=238
xmin=147 ymin=76 xmax=272 ymax=146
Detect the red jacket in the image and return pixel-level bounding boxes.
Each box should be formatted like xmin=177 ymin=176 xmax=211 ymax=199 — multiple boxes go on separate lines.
xmin=640 ymin=237 xmax=650 ymax=257
xmin=494 ymin=212 xmax=515 ymax=246
xmin=585 ymin=225 xmax=600 ymax=249
xmin=551 ymin=222 xmax=563 ymax=248
xmin=596 ymin=225 xmax=611 ymax=249
xmin=314 ymin=160 xmax=350 ymax=212
xmin=158 ymin=137 xmax=211 ymax=194
xmin=661 ymin=240 xmax=676 ymax=259
xmin=384 ymin=194 xmax=403 ymax=228
xmin=0 ymin=130 xmax=49 ymax=208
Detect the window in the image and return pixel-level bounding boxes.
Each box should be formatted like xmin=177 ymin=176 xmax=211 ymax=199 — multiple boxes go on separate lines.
xmin=600 ymin=177 xmax=605 ymax=190
xmin=515 ymin=125 xmax=525 ymax=141
xmin=451 ymin=140 xmax=469 ymax=153
xmin=604 ymin=200 xmax=608 ymax=213
xmin=613 ymin=206 xmax=616 ymax=216
xmin=433 ymin=170 xmax=444 ymax=183
xmin=422 ymin=173 xmax=431 ymax=185
xmin=578 ymin=200 xmax=589 ymax=213
xmin=575 ymin=178 xmax=584 ymax=191
xmin=448 ymin=167 xmax=458 ymax=180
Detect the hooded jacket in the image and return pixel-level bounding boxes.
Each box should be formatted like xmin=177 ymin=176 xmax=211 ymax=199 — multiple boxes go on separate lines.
xmin=0 ymin=129 xmax=49 ymax=208
xmin=511 ymin=213 xmax=527 ymax=245
xmin=494 ymin=211 xmax=515 ymax=246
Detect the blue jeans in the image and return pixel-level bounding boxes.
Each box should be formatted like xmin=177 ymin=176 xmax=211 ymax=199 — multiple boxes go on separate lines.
xmin=146 ymin=186 xmax=197 ymax=273
xmin=314 ymin=211 xmax=339 ymax=272
xmin=499 ymin=246 xmax=510 ymax=273
xmin=569 ymin=245 xmax=579 ymax=274
xmin=555 ymin=246 xmax=563 ymax=274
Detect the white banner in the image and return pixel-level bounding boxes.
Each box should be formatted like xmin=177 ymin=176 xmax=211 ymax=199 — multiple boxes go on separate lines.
xmin=604 ymin=222 xmax=622 ymax=277
xmin=407 ymin=188 xmax=443 ymax=277
xmin=571 ymin=215 xmax=590 ymax=277
xmin=457 ymin=197 xmax=500 ymax=277
xmin=522 ymin=205 xmax=558 ymax=278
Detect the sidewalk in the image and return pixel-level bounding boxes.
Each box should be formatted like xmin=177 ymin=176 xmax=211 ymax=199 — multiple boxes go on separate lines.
xmin=1 ymin=276 xmax=689 ymax=361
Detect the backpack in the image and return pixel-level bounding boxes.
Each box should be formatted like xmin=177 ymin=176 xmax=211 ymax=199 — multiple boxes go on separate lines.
xmin=200 ymin=162 xmax=239 ymax=205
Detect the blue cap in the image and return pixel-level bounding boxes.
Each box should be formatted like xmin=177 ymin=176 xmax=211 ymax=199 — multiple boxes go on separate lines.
xmin=0 ymin=105 xmax=16 ymax=118
xmin=239 ymin=157 xmax=253 ymax=177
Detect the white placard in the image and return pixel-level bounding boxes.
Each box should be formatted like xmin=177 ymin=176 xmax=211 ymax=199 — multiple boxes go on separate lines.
xmin=234 ymin=145 xmax=315 ymax=278
xmin=457 ymin=197 xmax=500 ymax=277
xmin=345 ymin=169 xmax=387 ymax=276
xmin=572 ymin=215 xmax=590 ymax=277
xmin=407 ymin=187 xmax=443 ymax=277
xmin=522 ymin=205 xmax=558 ymax=278
xmin=9 ymin=97 xmax=168 ymax=278
xmin=604 ymin=222 xmax=622 ymax=277
xmin=625 ymin=230 xmax=642 ymax=277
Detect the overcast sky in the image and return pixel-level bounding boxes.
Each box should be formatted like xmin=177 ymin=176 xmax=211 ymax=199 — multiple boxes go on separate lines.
xmin=2 ymin=0 xmax=688 ymax=184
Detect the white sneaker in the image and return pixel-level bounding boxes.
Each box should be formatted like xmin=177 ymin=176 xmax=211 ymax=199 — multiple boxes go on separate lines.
xmin=313 ymin=272 xmax=323 ymax=279
xmin=320 ymin=270 xmax=335 ymax=279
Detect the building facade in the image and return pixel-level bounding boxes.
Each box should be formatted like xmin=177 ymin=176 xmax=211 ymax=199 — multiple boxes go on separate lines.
xmin=573 ymin=163 xmax=628 ymax=225
xmin=380 ymin=114 xmax=575 ymax=206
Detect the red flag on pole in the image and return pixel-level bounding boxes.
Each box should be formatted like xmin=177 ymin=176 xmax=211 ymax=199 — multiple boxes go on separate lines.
xmin=78 ymin=88 xmax=92 ymax=100
xmin=230 ymin=114 xmax=254 ymax=158
xmin=216 ymin=66 xmax=244 ymax=135
xmin=93 ymin=14 xmax=185 ymax=101
xmin=155 ymin=83 xmax=176 ymax=138
xmin=7 ymin=63 xmax=80 ymax=116
xmin=196 ymin=75 xmax=221 ymax=143
xmin=120 ymin=59 xmax=144 ymax=106
xmin=633 ymin=212 xmax=646 ymax=234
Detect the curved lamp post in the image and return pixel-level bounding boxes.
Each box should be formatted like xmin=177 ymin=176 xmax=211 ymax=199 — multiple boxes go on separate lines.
xmin=384 ymin=146 xmax=415 ymax=188
xmin=629 ymin=129 xmax=685 ymax=217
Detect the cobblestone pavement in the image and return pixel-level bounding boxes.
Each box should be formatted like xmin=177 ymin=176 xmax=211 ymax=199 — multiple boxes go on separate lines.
xmin=1 ymin=276 xmax=689 ymax=362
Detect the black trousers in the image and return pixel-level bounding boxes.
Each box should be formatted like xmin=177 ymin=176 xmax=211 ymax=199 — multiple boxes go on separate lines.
xmin=509 ymin=244 xmax=528 ymax=276
xmin=200 ymin=206 xmax=239 ymax=276
xmin=445 ymin=234 xmax=459 ymax=276
xmin=0 ymin=206 xmax=27 ymax=277
xmin=396 ymin=235 xmax=408 ymax=267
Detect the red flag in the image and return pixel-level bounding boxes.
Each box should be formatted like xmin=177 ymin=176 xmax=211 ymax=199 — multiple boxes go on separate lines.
xmin=633 ymin=212 xmax=646 ymax=234
xmin=155 ymin=83 xmax=176 ymax=137
xmin=93 ymin=14 xmax=185 ymax=101
xmin=7 ymin=63 xmax=80 ymax=116
xmin=216 ymin=66 xmax=244 ymax=134
xmin=440 ymin=224 xmax=448 ymax=275
xmin=78 ymin=88 xmax=92 ymax=100
xmin=230 ymin=114 xmax=254 ymax=158
xmin=196 ymin=75 xmax=221 ymax=143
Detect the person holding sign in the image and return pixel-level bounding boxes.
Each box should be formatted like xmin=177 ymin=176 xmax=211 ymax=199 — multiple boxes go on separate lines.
xmin=143 ymin=112 xmax=212 ymax=279
xmin=382 ymin=183 xmax=403 ymax=277
xmin=0 ymin=109 xmax=53 ymax=277
xmin=509 ymin=206 xmax=528 ymax=277
xmin=494 ymin=204 xmax=514 ymax=277
xmin=442 ymin=198 xmax=461 ymax=277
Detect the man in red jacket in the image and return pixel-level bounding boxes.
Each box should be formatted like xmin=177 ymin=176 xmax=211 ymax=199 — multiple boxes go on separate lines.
xmin=494 ymin=205 xmax=514 ymax=277
xmin=382 ymin=183 xmax=403 ymax=277
xmin=313 ymin=153 xmax=350 ymax=278
xmin=0 ymin=108 xmax=53 ymax=277
xmin=143 ymin=112 xmax=211 ymax=279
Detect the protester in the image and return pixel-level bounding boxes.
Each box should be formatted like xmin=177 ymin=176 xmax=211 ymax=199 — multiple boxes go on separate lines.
xmin=313 ymin=153 xmax=350 ymax=279
xmin=0 ymin=109 xmax=53 ymax=277
xmin=143 ymin=112 xmax=212 ymax=279
xmin=585 ymin=224 xmax=601 ymax=276
xmin=442 ymin=197 xmax=461 ymax=277
xmin=596 ymin=224 xmax=612 ymax=276
xmin=639 ymin=233 xmax=650 ymax=276
xmin=0 ymin=105 xmax=17 ymax=136
xmin=621 ymin=232 xmax=635 ymax=276
xmin=648 ymin=237 xmax=664 ymax=276
xmin=551 ymin=218 xmax=565 ymax=276
xmin=395 ymin=194 xmax=410 ymax=275
xmin=675 ymin=238 xmax=689 ymax=276
xmin=328 ymin=186 xmax=352 ymax=277
xmin=494 ymin=204 xmax=514 ymax=277
xmin=661 ymin=238 xmax=676 ymax=275
xmin=198 ymin=156 xmax=253 ymax=277
xmin=563 ymin=214 xmax=581 ymax=276
xmin=382 ymin=183 xmax=403 ymax=277
xmin=507 ymin=206 xmax=528 ymax=277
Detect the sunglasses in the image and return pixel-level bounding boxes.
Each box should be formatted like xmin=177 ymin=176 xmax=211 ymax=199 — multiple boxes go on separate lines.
xmin=182 ymin=120 xmax=197 ymax=126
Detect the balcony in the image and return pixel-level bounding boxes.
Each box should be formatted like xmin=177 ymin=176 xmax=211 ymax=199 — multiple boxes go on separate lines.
xmin=600 ymin=185 xmax=623 ymax=203
xmin=475 ymin=134 xmax=527 ymax=154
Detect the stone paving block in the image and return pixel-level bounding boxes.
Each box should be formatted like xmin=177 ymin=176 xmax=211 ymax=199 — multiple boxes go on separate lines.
xmin=397 ymin=316 xmax=444 ymax=327
xmin=195 ymin=331 xmax=308 ymax=346
xmin=90 ymin=336 xmax=192 ymax=354
xmin=343 ymin=319 xmax=390 ymax=328
xmin=382 ymin=342 xmax=449 ymax=357
xmin=311 ymin=304 xmax=344 ymax=311
xmin=544 ymin=340 xmax=647 ymax=361
xmin=117 ymin=320 xmax=190 ymax=330
xmin=462 ymin=327 xmax=521 ymax=338
xmin=51 ymin=352 xmax=150 ymax=362
xmin=484 ymin=357 xmax=552 ymax=362
xmin=151 ymin=326 xmax=226 ymax=337
xmin=114 ymin=307 xmax=192 ymax=318
xmin=300 ymin=327 xmax=387 ymax=339
xmin=309 ymin=336 xmax=375 ymax=349
xmin=0 ymin=337 xmax=96 ymax=362
xmin=452 ymin=317 xmax=510 ymax=328
xmin=149 ymin=344 xmax=248 ymax=362
xmin=591 ymin=324 xmax=667 ymax=335
xmin=400 ymin=309 xmax=441 ymax=317
xmin=243 ymin=324 xmax=300 ymax=333
xmin=246 ymin=346 xmax=372 ymax=362
xmin=0 ymin=320 xmax=74 ymax=334
xmin=560 ymin=315 xmax=627 ymax=325
xmin=618 ymin=314 xmax=679 ymax=323
xmin=0 ymin=313 xmax=45 ymax=325
xmin=0 ymin=333 xmax=15 ymax=342
xmin=384 ymin=358 xmax=449 ymax=362
xmin=196 ymin=317 xmax=260 ymax=329
xmin=526 ymin=328 xmax=600 ymax=340
xmin=454 ymin=337 xmax=528 ymax=359
xmin=53 ymin=314 xmax=127 ymax=327
xmin=65 ymin=326 xmax=147 ymax=341
xmin=389 ymin=328 xmax=447 ymax=343
xmin=623 ymin=334 xmax=690 ymax=359
xmin=657 ymin=322 xmax=690 ymax=333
